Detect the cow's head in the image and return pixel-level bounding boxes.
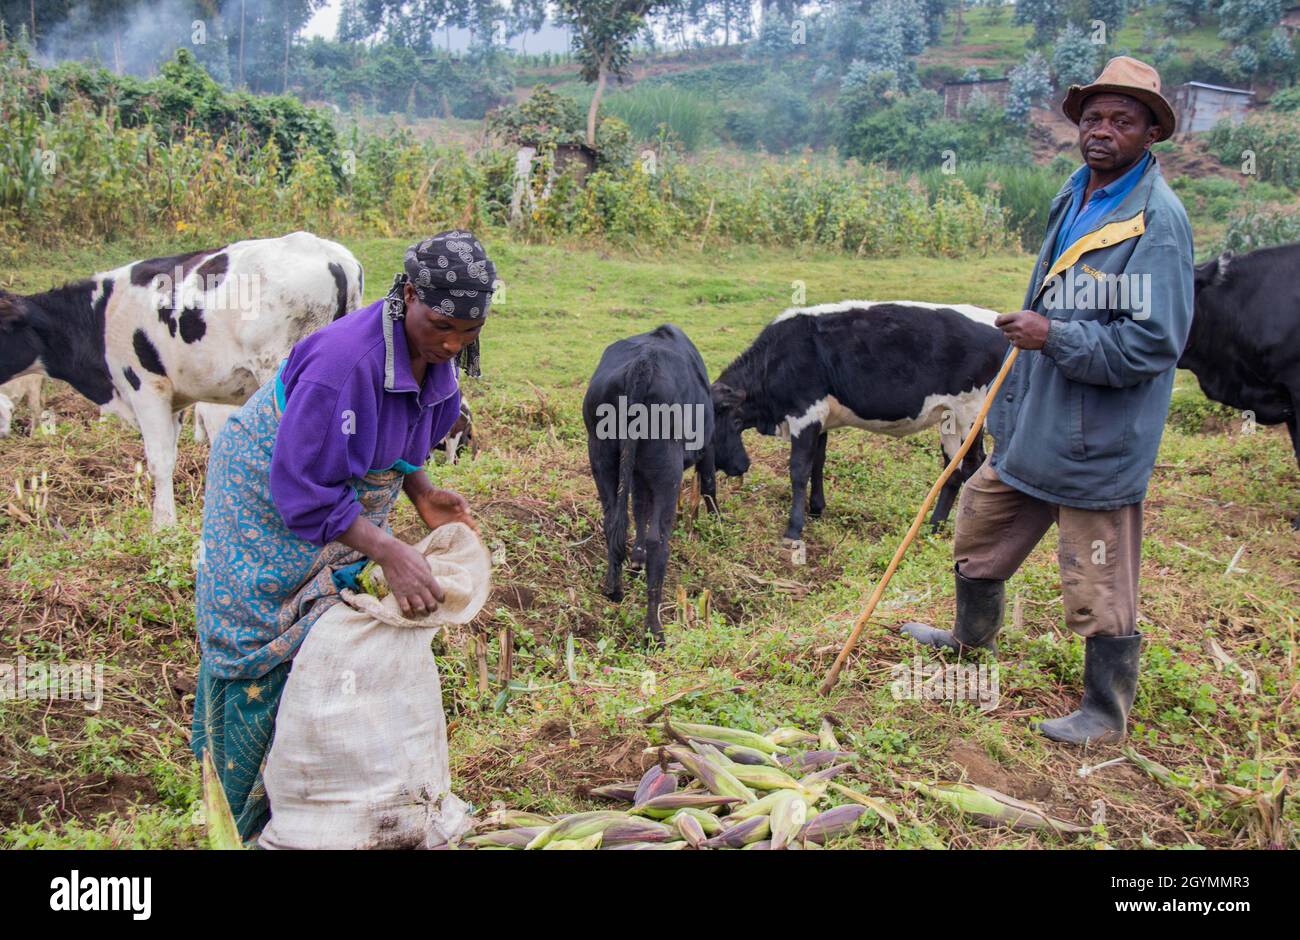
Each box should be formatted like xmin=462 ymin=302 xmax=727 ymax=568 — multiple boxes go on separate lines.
xmin=1194 ymin=251 xmax=1232 ymax=292
xmin=0 ymin=290 xmax=41 ymax=385
xmin=710 ymin=381 xmax=752 ymax=477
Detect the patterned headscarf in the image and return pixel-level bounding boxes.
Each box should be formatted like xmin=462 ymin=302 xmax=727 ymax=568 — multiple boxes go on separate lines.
xmin=382 ymin=230 xmax=497 ymax=378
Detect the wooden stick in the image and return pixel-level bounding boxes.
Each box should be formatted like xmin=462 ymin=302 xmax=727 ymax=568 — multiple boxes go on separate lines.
xmin=819 ymin=347 xmax=1020 ymax=696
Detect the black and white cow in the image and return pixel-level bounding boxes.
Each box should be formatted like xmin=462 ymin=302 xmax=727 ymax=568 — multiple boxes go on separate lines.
xmin=1181 ymin=244 xmax=1300 ymax=528
xmin=710 ymin=301 xmax=1009 ymax=544
xmin=584 ymin=325 xmax=718 ymax=645
xmin=0 ymin=231 xmax=363 ymax=527
xmin=440 ymin=399 xmax=476 ymax=464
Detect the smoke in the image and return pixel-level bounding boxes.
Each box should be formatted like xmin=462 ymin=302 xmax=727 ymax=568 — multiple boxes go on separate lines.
xmin=35 ymin=1 xmax=230 ymax=78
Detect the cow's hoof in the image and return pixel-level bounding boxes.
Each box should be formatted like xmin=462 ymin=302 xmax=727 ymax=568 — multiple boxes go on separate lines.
xmin=808 ymin=507 xmax=824 ymax=519
xmin=601 ymin=583 xmax=623 ymax=602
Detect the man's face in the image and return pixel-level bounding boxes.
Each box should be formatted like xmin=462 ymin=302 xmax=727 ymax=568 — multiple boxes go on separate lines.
xmin=403 ymin=282 xmax=485 ymax=365
xmin=1077 ymin=93 xmax=1160 ymax=173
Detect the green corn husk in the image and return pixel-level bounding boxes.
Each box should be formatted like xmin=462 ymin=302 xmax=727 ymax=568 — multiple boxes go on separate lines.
xmin=674 ymin=811 xmax=708 ymax=848
xmin=598 ymin=816 xmax=679 ymax=846
xmin=477 ymin=809 xmax=554 ymax=830
xmin=769 ymin=791 xmax=810 ymax=850
xmin=667 ymin=747 xmax=758 ymax=804
xmin=727 ymin=761 xmax=816 ymax=796
xmin=818 ymin=718 xmax=841 ymax=751
xmin=633 ymin=765 xmax=679 ymax=806
xmin=589 ymin=782 xmax=640 ymax=803
xmin=664 ymin=807 xmax=723 ymax=835
xmin=796 ymin=804 xmax=869 ymax=845
xmin=723 ymin=744 xmax=783 ymax=767
xmin=724 ymin=789 xmax=796 ymax=823
xmin=702 ymin=814 xmax=770 ymax=848
xmin=766 ymin=726 xmax=820 ymax=747
xmin=200 ymin=748 xmax=243 ymax=850
xmin=741 ymin=839 xmax=772 ymax=850
xmin=463 ymin=826 xmax=546 ymax=849
xmin=905 ymin=781 xmax=1088 ymax=835
xmin=799 ymin=762 xmax=855 ymax=787
xmin=543 ymin=832 xmax=603 ymax=850
xmin=603 ymin=840 xmax=689 ymax=850
xmin=829 ymin=782 xmax=900 ymax=830
xmin=356 ymin=560 xmax=389 ymax=599
xmin=669 ymin=721 xmax=786 ymax=755
xmin=628 ymin=792 xmax=743 ymax=818
xmin=778 ymin=750 xmax=857 ymax=772
xmin=525 ymin=811 xmax=628 ymax=849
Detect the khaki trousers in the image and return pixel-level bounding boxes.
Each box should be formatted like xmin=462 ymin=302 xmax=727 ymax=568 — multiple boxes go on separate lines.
xmin=953 ymin=458 xmax=1142 ymax=638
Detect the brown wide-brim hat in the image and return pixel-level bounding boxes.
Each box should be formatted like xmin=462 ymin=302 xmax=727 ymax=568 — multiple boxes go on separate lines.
xmin=1062 ymin=55 xmax=1176 ymax=142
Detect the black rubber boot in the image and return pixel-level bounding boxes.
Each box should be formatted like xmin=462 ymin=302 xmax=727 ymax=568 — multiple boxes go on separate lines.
xmin=1038 ymin=632 xmax=1142 ymax=746
xmin=899 ymin=566 xmax=1004 ymax=653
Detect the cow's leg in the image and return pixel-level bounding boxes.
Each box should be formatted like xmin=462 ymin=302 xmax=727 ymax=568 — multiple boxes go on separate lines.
xmin=629 ymin=474 xmax=651 ymax=574
xmin=642 ymin=473 xmax=681 ymax=647
xmin=589 ymin=439 xmax=625 ymax=601
xmin=931 ymin=406 xmax=984 ymax=530
xmin=133 ymin=395 xmax=180 ymax=529
xmin=696 ymin=447 xmax=719 ymax=514
xmin=784 ymin=426 xmax=821 ymax=543
xmin=808 ymin=430 xmax=829 ymax=519
xmin=1286 ymin=395 xmax=1300 ymax=529
xmin=24 ymin=378 xmax=43 ymax=436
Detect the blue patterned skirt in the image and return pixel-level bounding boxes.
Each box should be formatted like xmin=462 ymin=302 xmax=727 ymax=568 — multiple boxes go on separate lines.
xmin=191 ymin=374 xmax=409 ymax=841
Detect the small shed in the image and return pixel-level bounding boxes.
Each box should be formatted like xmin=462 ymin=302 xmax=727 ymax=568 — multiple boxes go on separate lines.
xmin=1172 ymin=82 xmax=1254 ymax=136
xmin=940 ymin=77 xmax=1010 ymax=119
xmin=1282 ymin=5 xmax=1300 ymax=36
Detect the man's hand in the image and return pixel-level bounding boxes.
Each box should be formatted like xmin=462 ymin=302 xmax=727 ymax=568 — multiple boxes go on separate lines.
xmin=995 ymin=310 xmax=1051 ymax=350
xmin=412 ymin=487 xmax=478 ymax=534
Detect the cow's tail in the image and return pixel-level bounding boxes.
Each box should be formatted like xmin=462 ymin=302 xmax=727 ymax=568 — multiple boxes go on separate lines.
xmin=608 ymin=358 xmax=653 ymax=565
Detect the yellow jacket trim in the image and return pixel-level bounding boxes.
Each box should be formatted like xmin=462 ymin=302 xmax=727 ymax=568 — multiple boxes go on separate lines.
xmin=1036 ymin=211 xmax=1146 ymax=299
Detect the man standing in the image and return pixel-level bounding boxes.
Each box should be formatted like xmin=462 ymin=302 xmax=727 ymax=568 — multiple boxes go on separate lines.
xmin=900 ymin=58 xmax=1195 ymax=745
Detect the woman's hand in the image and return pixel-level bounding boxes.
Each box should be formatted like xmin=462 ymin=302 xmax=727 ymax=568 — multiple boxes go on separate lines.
xmin=412 ymin=487 xmax=478 ymax=534
xmin=376 ymin=538 xmax=445 ymax=619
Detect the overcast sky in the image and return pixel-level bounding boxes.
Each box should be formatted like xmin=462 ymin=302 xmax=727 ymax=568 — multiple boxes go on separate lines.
xmin=303 ymin=0 xmax=575 ymax=52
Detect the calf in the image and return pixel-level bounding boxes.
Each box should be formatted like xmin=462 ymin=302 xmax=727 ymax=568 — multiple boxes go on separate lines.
xmin=440 ymin=399 xmax=475 ymax=464
xmin=0 ymin=375 xmax=44 ymax=435
xmin=0 ymin=231 xmax=363 ymax=527
xmin=711 ymin=301 xmax=1008 ymax=544
xmin=192 ymin=402 xmax=239 ymax=444
xmin=583 ymin=325 xmax=718 ymax=645
xmin=1180 ymin=245 xmax=1300 ymax=527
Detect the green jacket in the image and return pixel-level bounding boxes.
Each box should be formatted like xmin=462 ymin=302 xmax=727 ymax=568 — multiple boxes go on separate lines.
xmin=987 ymin=157 xmax=1195 ymax=509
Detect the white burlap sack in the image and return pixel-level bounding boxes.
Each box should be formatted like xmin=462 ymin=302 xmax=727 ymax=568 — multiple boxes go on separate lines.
xmin=259 ymin=522 xmax=491 ymax=850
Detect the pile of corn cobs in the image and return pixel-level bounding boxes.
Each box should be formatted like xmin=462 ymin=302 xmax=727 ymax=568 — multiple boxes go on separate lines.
xmin=457 ymin=719 xmax=878 ymax=850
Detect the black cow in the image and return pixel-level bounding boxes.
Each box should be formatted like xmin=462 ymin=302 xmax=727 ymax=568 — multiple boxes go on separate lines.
xmin=710 ymin=301 xmax=1009 ymax=544
xmin=1181 ymin=245 xmax=1300 ymax=528
xmin=584 ymin=325 xmax=719 ymax=644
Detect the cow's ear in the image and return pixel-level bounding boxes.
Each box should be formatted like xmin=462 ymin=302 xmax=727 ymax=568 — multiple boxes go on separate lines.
xmin=0 ymin=293 xmax=24 ymax=330
xmin=712 ymin=382 xmax=745 ymax=410
xmin=1193 ymin=256 xmax=1220 ymax=291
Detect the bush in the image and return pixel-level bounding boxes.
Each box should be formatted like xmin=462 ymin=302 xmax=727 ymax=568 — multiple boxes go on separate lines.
xmin=916 ymin=161 xmax=1064 ymax=249
xmin=1206 ymin=113 xmax=1300 ymax=188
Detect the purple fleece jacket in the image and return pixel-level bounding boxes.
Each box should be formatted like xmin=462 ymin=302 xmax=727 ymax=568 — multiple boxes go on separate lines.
xmin=268 ymin=298 xmax=462 ymax=545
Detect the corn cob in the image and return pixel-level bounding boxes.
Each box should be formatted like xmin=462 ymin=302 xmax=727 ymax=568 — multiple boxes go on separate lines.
xmin=726 ymin=761 xmax=816 ymax=796
xmin=795 ymin=804 xmax=868 ymax=845
xmin=799 ymin=762 xmax=855 ymax=786
xmin=674 ymin=811 xmax=708 ymax=848
xmin=476 ymin=809 xmax=554 ymax=830
xmin=741 ymin=839 xmax=772 ymax=850
xmin=904 ymin=781 xmax=1088 ymax=834
xmin=463 ymin=826 xmax=545 ymax=849
xmin=664 ymin=807 xmax=723 ymax=835
xmin=633 ymin=765 xmax=679 ymax=806
xmin=776 ymin=750 xmax=857 ymax=772
xmin=722 ymin=744 xmax=783 ymax=767
xmin=356 ymin=560 xmax=389 ymax=599
xmin=668 ymin=721 xmax=786 ymax=755
xmin=818 ymin=717 xmax=841 ymax=751
xmin=766 ymin=726 xmax=820 ymax=747
xmin=701 ymin=814 xmax=770 ymax=848
xmin=628 ymin=792 xmax=743 ymax=818
xmin=588 ymin=782 xmax=639 ymax=803
xmin=525 ymin=811 xmax=628 ymax=849
xmin=666 ymin=746 xmax=757 ymax=804
xmin=723 ymin=789 xmax=795 ymax=822
xmin=603 ymin=841 xmax=689 ymax=850
xmin=769 ymin=791 xmax=810 ymax=850
xmin=599 ymin=816 xmax=679 ymax=846
xmin=542 ymin=832 xmax=603 ymax=850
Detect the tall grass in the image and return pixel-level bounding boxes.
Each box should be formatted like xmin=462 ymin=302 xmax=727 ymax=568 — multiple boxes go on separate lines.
xmin=915 ymin=162 xmax=1064 ymax=250
xmin=576 ymin=85 xmax=720 ymax=151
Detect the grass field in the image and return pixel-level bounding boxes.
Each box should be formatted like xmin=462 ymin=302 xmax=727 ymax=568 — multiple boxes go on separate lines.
xmin=0 ymin=235 xmax=1296 ymax=848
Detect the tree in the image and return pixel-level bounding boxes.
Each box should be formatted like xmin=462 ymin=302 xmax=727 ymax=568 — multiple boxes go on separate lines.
xmin=1005 ymin=50 xmax=1051 ymax=121
xmin=555 ymin=0 xmax=679 ymax=147
xmin=1052 ymin=22 xmax=1099 ymax=87
xmin=1015 ymin=0 xmax=1062 ymax=45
